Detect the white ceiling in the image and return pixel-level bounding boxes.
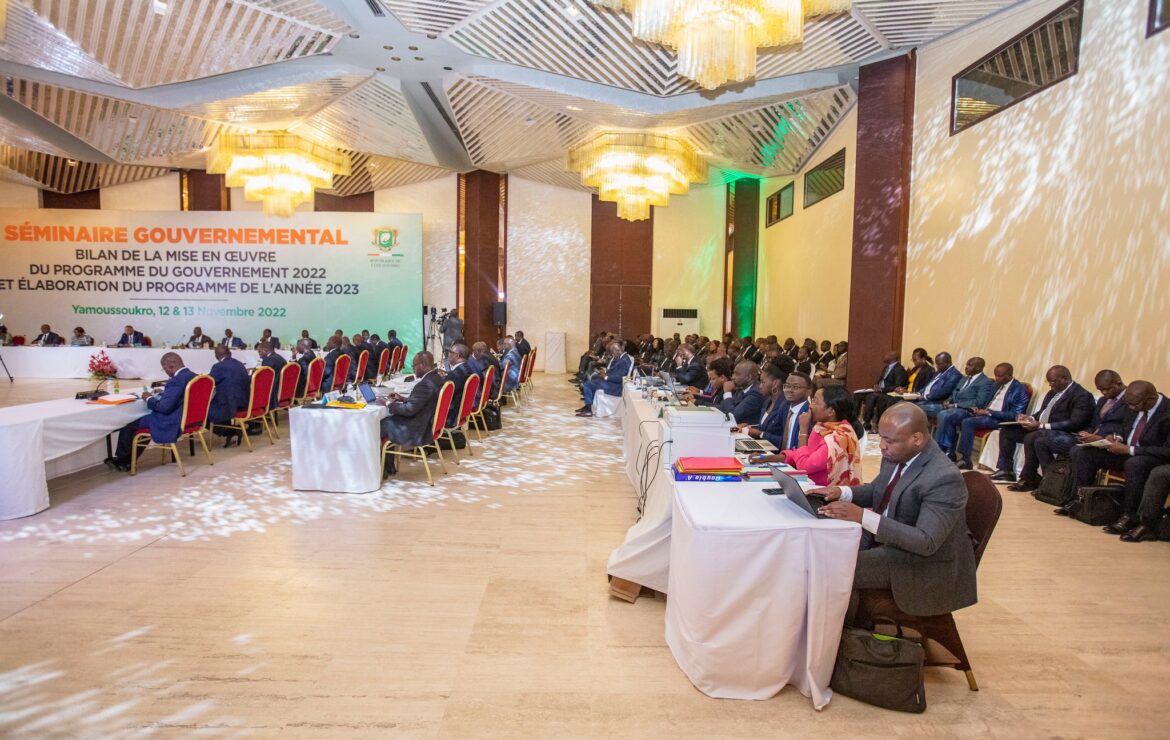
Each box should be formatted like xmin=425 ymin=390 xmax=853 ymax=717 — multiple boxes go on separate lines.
xmin=0 ymin=0 xmax=1029 ymax=194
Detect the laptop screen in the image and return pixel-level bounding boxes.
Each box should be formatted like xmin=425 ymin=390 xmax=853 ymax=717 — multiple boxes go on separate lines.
xmin=357 ymin=383 xmax=377 ymax=403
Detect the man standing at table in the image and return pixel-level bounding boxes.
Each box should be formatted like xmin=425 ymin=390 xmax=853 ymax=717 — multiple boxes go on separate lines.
xmin=221 ymin=329 xmax=246 ymax=349
xmin=31 ymin=324 xmax=61 ymax=346
xmin=208 ymin=345 xmax=249 ymax=447
xmin=117 ymin=325 xmax=144 ymax=347
xmin=814 ymin=402 xmax=977 ymax=620
xmin=379 ymin=351 xmax=443 ymax=475
xmin=106 ymin=352 xmax=196 ymax=471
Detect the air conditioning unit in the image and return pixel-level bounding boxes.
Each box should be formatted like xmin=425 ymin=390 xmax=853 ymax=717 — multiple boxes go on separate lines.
xmin=658 ymin=308 xmax=699 ymax=337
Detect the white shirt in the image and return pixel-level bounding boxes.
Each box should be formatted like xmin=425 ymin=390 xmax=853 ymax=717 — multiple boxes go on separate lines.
xmin=783 ymin=400 xmax=809 ymax=449
xmin=839 ymin=451 xmax=923 ymax=534
xmin=1127 ymin=395 xmax=1162 ymax=453
xmin=987 ymin=381 xmax=1011 ymax=412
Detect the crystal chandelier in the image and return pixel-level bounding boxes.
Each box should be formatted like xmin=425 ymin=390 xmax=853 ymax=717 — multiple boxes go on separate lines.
xmin=594 ymin=0 xmax=852 ymax=89
xmin=206 ymin=132 xmax=351 ymax=217
xmin=567 ymin=132 xmax=706 ymax=221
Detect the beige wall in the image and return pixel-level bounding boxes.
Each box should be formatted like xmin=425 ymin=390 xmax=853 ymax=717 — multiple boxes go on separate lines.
xmin=906 ymin=0 xmax=1170 ymax=389
xmin=651 ymin=179 xmax=726 ymax=339
xmin=506 ymin=177 xmax=592 ymax=371
xmin=373 ymin=175 xmax=458 ymax=313
xmin=103 ymin=173 xmax=181 ymax=210
xmin=756 ymin=107 xmax=856 ymax=345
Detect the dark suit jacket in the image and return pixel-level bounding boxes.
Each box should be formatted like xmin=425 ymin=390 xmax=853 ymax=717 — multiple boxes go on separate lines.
xmin=673 ymin=358 xmax=706 ymax=389
xmin=321 ymin=348 xmax=342 ymax=391
xmin=986 ymin=379 xmax=1031 ymax=421
xmin=187 ymin=334 xmax=215 ymax=349
xmin=383 ymin=369 xmax=443 ymax=446
xmin=142 ymin=368 xmax=197 ymax=442
xmin=875 ymin=362 xmax=909 ymax=393
xmin=222 ymin=336 xmax=246 ymax=349
xmin=347 ymin=344 xmax=370 ymax=382
xmin=369 ymin=341 xmax=389 ymax=378
xmin=918 ymin=365 xmax=961 ymax=403
xmin=261 ymin=353 xmax=288 ymax=406
xmin=295 ymin=353 xmax=315 ymax=396
xmin=1091 ymin=393 xmax=1128 ymax=437
xmin=1121 ymin=395 xmax=1170 ymax=461
xmin=949 ymin=374 xmax=996 ymax=409
xmin=907 ymin=365 xmax=935 ymax=393
xmin=517 ymin=338 xmax=532 ymax=356
xmin=302 ymin=337 xmax=319 ymax=350
xmin=602 ymin=354 xmax=632 ymax=397
xmin=33 ymin=332 xmax=62 ymax=346
xmin=387 ymin=337 xmax=403 ymax=349
xmin=851 ymin=441 xmax=977 ymax=616
xmin=719 ymin=383 xmax=765 ymax=425
xmin=445 ymin=362 xmax=474 ymax=426
xmin=255 ymin=336 xmax=280 ymax=350
xmin=209 ymin=357 xmax=249 ymax=424
xmin=757 ymin=398 xmax=808 ymax=450
xmin=117 ymin=331 xmax=144 ymax=347
xmin=1034 ymin=382 xmax=1094 ymax=433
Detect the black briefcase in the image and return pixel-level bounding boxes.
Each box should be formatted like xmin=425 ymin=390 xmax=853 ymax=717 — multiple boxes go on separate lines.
xmin=1069 ymin=485 xmax=1124 ymax=526
xmin=1033 ymin=459 xmax=1073 ymax=506
xmin=483 ymin=404 xmax=502 ymax=431
xmin=830 ymin=626 xmax=926 ymax=713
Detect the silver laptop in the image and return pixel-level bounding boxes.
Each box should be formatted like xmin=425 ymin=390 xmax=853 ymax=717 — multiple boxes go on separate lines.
xmin=736 ymin=438 xmax=777 ymax=453
xmin=764 ymin=467 xmax=828 ymax=519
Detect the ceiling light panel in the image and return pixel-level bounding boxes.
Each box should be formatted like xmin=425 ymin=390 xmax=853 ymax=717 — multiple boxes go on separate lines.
xmin=752 ymin=12 xmax=882 ymax=80
xmin=0 ymin=3 xmax=125 ymax=86
xmin=0 ymin=145 xmax=170 ymax=193
xmin=26 ymin=0 xmax=350 ymax=88
xmin=293 ymin=78 xmax=439 ymax=165
xmin=380 ymin=0 xmax=496 ymax=34
xmin=179 ymin=75 xmax=370 ymax=127
xmin=327 ymin=153 xmax=449 ymax=196
xmin=854 ymin=0 xmax=1021 ymax=48
xmin=509 ymin=157 xmax=595 ymax=192
xmin=446 ymin=76 xmax=596 ymax=170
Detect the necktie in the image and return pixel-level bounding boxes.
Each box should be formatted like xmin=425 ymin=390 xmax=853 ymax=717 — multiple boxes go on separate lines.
xmin=1132 ymin=412 xmax=1148 ymax=446
xmin=785 ymin=408 xmax=797 ymax=449
xmin=875 ymin=464 xmax=905 ymax=516
xmin=1101 ymin=397 xmax=1118 ymax=418
xmin=1038 ymin=390 xmax=1063 ymax=424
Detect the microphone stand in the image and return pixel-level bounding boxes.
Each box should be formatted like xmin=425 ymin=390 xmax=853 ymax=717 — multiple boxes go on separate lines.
xmin=0 ymin=350 xmax=11 ymax=383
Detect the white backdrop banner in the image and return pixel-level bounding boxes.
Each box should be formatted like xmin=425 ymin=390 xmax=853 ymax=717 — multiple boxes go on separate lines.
xmin=0 ymin=209 xmax=424 ymax=351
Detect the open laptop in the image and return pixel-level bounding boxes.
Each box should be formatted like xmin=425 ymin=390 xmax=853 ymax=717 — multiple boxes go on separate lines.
xmin=357 ymin=383 xmax=378 ymax=403
xmin=763 ymin=467 xmax=829 ymax=519
xmin=735 ymin=438 xmax=777 ymax=453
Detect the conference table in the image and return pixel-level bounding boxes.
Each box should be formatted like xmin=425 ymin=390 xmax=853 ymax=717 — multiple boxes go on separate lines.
xmin=0 ymin=346 xmax=291 ymax=379
xmin=0 ymin=395 xmax=148 ymax=519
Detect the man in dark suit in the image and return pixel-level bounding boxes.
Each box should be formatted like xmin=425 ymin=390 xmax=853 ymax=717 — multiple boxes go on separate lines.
xmin=992 ymin=365 xmax=1094 ymax=488
xmin=914 ymin=352 xmax=962 ymax=417
xmin=949 ymin=362 xmax=1031 ymax=469
xmin=515 ymin=330 xmax=532 ymax=356
xmin=291 ymin=338 xmax=317 ymax=396
xmin=444 ymin=344 xmax=474 ymax=427
xmin=346 ymin=333 xmax=369 ymax=382
xmin=367 ymin=334 xmax=388 ymax=380
xmin=859 ymin=351 xmax=909 ymax=429
xmin=672 ymin=345 xmax=707 ymax=388
xmin=379 ymin=351 xmax=444 ymax=473
xmin=31 ymin=324 xmax=62 ymax=346
xmin=185 ymin=326 xmax=215 ymax=349
xmin=1064 ymin=381 xmax=1170 ymax=537
xmin=816 ymin=402 xmax=977 ymax=619
xmin=386 ymin=329 xmax=403 ymax=349
xmin=576 ymin=341 xmax=631 ymax=417
xmin=221 ymin=329 xmax=246 ymax=349
xmin=208 ymin=345 xmax=250 ymax=446
xmin=298 ymin=329 xmax=319 ymax=350
xmin=320 ymin=336 xmax=344 ymax=392
xmin=718 ymin=360 xmax=765 ymax=425
xmin=116 ymin=325 xmax=144 ymax=347
xmin=107 ymin=352 xmax=196 ymax=471
xmin=254 ymin=328 xmax=279 ymax=350
xmin=1124 ymin=462 xmax=1170 ymax=542
xmin=468 ymin=341 xmax=500 ymax=402
xmin=1051 ymin=371 xmax=1130 ymax=515
xmin=257 ymin=341 xmax=287 ymax=409
xmin=742 ymin=369 xmax=812 ymax=451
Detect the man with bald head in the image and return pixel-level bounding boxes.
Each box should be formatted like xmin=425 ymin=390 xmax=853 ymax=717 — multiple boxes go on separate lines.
xmin=1064 ymin=380 xmax=1170 ymax=537
xmin=814 ymin=402 xmax=977 ymax=620
xmin=991 ymin=364 xmax=1094 ymax=488
xmin=106 ymin=352 xmax=197 ymax=471
xmin=913 ymin=351 xmax=962 ymax=417
xmin=378 ymin=350 xmax=444 ymax=475
xmin=718 ymin=360 xmax=765 ymax=425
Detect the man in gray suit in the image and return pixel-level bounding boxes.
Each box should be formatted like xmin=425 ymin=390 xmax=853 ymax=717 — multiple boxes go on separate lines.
xmin=814 ymin=402 xmax=977 ymax=618
xmin=378 ymin=351 xmax=444 ymax=477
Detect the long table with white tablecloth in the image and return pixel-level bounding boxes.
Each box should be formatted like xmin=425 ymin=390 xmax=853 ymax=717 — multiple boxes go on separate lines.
xmin=0 ymin=346 xmax=291 ymax=379
xmin=0 ymin=396 xmax=148 ymax=519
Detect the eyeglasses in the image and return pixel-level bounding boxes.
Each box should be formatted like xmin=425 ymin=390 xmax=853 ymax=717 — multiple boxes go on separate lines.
xmin=782 ymin=383 xmax=810 ymax=390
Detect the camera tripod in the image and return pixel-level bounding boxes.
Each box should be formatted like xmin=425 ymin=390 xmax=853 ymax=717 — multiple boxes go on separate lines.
xmin=0 ymin=351 xmax=12 ymax=383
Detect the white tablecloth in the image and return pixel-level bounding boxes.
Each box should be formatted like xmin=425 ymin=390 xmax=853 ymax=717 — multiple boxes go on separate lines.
xmin=0 ymin=397 xmax=148 ymax=519
xmin=542 ymin=331 xmax=566 ymax=374
xmin=289 ymin=404 xmax=388 ymax=494
xmin=977 ymin=429 xmax=1025 ymax=474
xmin=0 ymin=347 xmax=290 ymax=379
xmin=665 ymin=481 xmax=861 ymax=708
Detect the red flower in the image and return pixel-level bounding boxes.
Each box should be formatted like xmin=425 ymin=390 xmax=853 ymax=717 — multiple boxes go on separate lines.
xmin=88 ymin=351 xmax=118 ymax=380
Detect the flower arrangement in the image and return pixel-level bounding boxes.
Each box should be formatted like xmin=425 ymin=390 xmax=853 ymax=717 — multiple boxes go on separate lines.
xmin=88 ymin=351 xmax=118 ymax=389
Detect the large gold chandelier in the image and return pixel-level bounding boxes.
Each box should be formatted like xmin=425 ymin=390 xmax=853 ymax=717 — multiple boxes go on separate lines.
xmin=206 ymin=132 xmax=351 ymax=217
xmin=568 ymin=132 xmax=706 ymax=221
xmin=594 ymin=0 xmax=852 ymax=89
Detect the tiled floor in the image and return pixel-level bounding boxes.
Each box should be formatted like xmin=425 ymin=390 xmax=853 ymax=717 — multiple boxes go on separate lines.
xmin=1 ymin=376 xmax=1168 ymax=737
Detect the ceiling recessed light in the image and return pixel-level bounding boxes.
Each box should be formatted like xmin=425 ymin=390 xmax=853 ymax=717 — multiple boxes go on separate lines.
xmin=408 ymin=45 xmax=418 ymax=51
xmin=525 ymin=117 xmax=536 ymax=126
xmin=443 ymin=66 xmax=453 ymax=71
xmin=562 ymin=3 xmax=580 ymax=16
xmin=151 ymin=0 xmax=168 ymax=15
xmin=566 ymin=105 xmax=582 ymax=111
xmin=383 ymin=44 xmax=394 ymax=50
xmin=750 ymin=123 xmax=762 ymax=132
xmin=426 ymin=33 xmax=438 ymax=40
xmin=391 ymin=56 xmax=401 ymax=61
xmin=348 ymin=33 xmax=360 ymax=39
xmin=376 ymin=67 xmax=386 ymax=72
xmin=66 ymin=159 xmax=78 ymax=166
xmin=414 ymin=56 xmax=424 ymax=61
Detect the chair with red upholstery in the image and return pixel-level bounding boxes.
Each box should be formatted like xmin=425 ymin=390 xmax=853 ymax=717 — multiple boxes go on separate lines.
xmin=211 ymin=365 xmax=276 ymax=451
xmin=510 ymin=352 xmax=532 ymax=406
xmin=468 ymin=365 xmax=496 ymax=440
xmin=353 ymin=349 xmax=369 ymax=385
xmin=382 ymin=380 xmax=454 ymax=486
xmin=268 ymin=362 xmax=302 ymax=436
xmin=130 ymin=373 xmax=215 ymax=476
xmin=142 ymin=336 xmax=153 ymax=347
xmin=494 ymin=359 xmax=511 ymax=425
xmin=857 ymin=470 xmax=1003 ymax=691
xmin=524 ymin=347 xmax=537 ymax=393
xmin=443 ymin=373 xmax=480 ymax=461
xmin=295 ymin=356 xmax=325 ymax=405
xmin=376 ymin=348 xmax=390 ymax=381
xmin=331 ymin=354 xmax=351 ymax=392
xmin=397 ymin=345 xmax=409 ymax=373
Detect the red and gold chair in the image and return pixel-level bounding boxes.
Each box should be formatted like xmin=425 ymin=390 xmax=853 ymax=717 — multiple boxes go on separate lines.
xmin=495 ymin=358 xmax=512 ymax=421
xmin=376 ymin=348 xmax=391 ymax=381
xmin=382 ymin=380 xmax=454 ymax=486
xmin=468 ymin=365 xmax=496 ymax=440
xmin=295 ymin=357 xmax=325 ymax=406
xmin=524 ymin=347 xmax=537 ymax=394
xmin=443 ymin=373 xmax=480 ymax=461
xmin=353 ymin=349 xmax=369 ymax=385
xmin=331 ymin=354 xmax=351 ymax=392
xmin=397 ymin=345 xmax=409 ymax=372
xmin=268 ymin=362 xmax=302 ymax=437
xmin=211 ymin=365 xmax=276 ymax=451
xmin=130 ymin=373 xmax=215 ymax=477
xmin=510 ymin=352 xmax=532 ymax=406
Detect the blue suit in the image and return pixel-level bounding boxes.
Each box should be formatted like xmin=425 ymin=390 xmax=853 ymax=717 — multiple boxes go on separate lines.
xmin=117 ymin=331 xmax=144 ymax=347
xmin=321 ymin=348 xmax=342 ymax=391
xmin=222 ymin=336 xmax=246 ymax=350
xmin=114 ymin=367 xmax=196 ymax=460
xmin=503 ymin=348 xmax=523 ymax=392
xmin=756 ymin=398 xmax=809 ymax=450
xmin=950 ymin=379 xmax=1033 ymax=458
xmin=932 ymin=373 xmax=995 ymax=453
xmin=720 ymin=383 xmax=765 ymax=425
xmin=261 ymin=352 xmax=288 ymax=407
xmin=915 ymin=365 xmax=962 ymax=417
xmin=446 ymin=362 xmax=474 ymax=426
xmin=208 ymin=357 xmax=249 ymax=425
xmin=582 ymin=353 xmax=631 ymax=406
